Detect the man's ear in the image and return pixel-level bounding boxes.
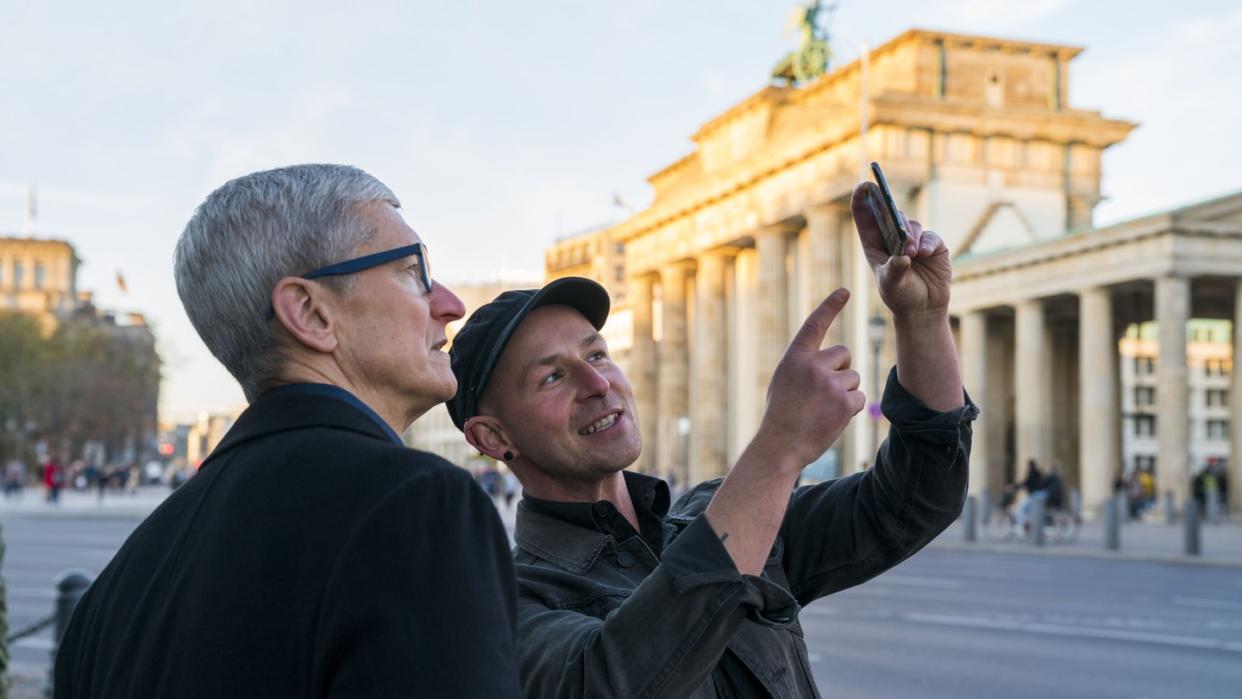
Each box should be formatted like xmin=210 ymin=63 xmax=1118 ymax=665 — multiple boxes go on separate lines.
xmin=464 ymin=415 xmax=515 ymax=462
xmin=272 ymin=277 xmax=338 ymax=354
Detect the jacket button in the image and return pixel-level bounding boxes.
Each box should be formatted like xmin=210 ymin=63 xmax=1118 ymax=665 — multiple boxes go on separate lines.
xmin=616 ymin=550 xmax=635 ymax=568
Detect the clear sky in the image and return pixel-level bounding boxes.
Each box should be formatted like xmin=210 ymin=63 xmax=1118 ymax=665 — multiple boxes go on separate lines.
xmin=2 ymin=0 xmax=1240 ymax=422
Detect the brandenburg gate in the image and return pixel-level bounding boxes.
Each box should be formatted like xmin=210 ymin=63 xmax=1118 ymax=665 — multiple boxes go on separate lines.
xmin=545 ymin=29 xmax=1242 ymax=517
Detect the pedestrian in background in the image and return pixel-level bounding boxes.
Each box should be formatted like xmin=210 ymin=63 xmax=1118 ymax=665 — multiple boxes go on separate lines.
xmin=2 ymin=458 xmax=23 ymax=499
xmin=54 ymin=164 xmax=521 ymax=698
xmin=42 ymin=457 xmax=62 ymax=505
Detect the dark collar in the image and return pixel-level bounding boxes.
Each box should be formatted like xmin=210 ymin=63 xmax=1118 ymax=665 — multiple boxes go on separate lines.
xmin=516 ymin=471 xmax=670 ymax=574
xmin=206 ymin=384 xmax=403 ymax=463
xmin=264 ymin=383 xmax=403 ymax=445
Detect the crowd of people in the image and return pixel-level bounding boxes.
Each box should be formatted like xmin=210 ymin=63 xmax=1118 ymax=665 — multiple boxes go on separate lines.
xmin=0 ymin=457 xmax=197 ymax=504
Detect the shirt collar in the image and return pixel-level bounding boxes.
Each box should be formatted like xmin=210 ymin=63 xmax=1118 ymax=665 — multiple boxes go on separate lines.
xmin=521 ymin=471 xmax=670 ymax=555
xmin=263 ymin=383 xmax=404 ymax=445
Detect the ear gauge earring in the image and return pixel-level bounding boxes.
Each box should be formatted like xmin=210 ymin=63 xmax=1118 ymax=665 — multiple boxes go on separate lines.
xmin=503 ymin=451 xmax=514 ymax=462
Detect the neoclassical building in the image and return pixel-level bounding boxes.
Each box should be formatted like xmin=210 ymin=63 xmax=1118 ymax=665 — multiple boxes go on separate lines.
xmin=0 ymin=236 xmax=80 ymax=333
xmin=545 ymin=28 xmax=1241 ymax=517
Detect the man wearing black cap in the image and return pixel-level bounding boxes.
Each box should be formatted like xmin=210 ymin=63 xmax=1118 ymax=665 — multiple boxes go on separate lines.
xmin=449 ymin=182 xmax=977 ymax=697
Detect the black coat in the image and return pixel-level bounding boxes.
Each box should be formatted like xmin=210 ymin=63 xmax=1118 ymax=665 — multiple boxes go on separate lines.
xmin=54 ymin=388 xmax=521 ymax=698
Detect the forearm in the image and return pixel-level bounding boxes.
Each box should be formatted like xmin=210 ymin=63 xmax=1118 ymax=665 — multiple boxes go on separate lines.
xmin=704 ymin=436 xmax=802 ymax=575
xmin=894 ymin=310 xmax=963 ymax=412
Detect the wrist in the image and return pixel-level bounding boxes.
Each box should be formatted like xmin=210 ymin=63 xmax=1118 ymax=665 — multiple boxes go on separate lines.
xmin=893 ymin=308 xmax=950 ymax=333
xmin=740 ymin=428 xmax=807 ymax=478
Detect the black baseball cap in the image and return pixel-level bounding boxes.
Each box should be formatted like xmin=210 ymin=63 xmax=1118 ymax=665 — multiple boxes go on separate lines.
xmin=448 ymin=277 xmax=610 ymax=430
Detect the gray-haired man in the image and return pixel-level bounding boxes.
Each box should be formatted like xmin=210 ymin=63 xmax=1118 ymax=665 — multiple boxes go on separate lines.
xmin=54 ymin=165 xmax=522 ymax=697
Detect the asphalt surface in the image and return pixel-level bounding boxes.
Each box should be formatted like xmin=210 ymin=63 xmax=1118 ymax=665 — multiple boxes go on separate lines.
xmin=805 ymin=548 xmax=1242 ymax=698
xmin=3 ymin=506 xmax=1240 ymax=698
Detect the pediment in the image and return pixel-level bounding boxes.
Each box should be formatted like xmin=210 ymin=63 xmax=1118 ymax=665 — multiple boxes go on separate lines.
xmin=955 ymin=201 xmax=1038 ymax=257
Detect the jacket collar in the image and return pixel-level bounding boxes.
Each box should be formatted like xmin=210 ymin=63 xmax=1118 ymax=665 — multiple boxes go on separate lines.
xmin=205 ymin=386 xmax=399 ymax=465
xmin=514 ymin=471 xmax=670 ymax=575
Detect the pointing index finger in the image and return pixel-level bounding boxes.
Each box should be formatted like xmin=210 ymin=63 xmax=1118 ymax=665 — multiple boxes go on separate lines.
xmin=789 ymin=288 xmax=850 ymax=353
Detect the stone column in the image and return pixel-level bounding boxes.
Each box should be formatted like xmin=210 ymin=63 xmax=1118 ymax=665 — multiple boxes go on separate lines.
xmin=657 ymin=262 xmax=692 ymax=486
xmin=691 ymin=249 xmax=732 ymax=481
xmin=1231 ymin=280 xmax=1242 ymax=514
xmin=1156 ymin=276 xmax=1191 ymax=508
xmin=1079 ymin=286 xmax=1119 ymax=517
xmin=755 ymin=224 xmax=794 ymax=418
xmin=804 ymin=204 xmax=845 ymax=338
xmin=728 ymin=249 xmax=759 ymax=465
xmin=1015 ymin=300 xmax=1052 ymax=478
xmin=628 ymin=273 xmax=657 ymax=474
xmin=959 ymin=310 xmax=989 ymax=496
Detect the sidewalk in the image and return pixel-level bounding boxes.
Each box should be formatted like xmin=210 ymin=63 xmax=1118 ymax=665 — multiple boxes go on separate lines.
xmin=930 ymin=515 xmax=1242 ymax=568
xmin=0 ymin=486 xmax=171 ymax=519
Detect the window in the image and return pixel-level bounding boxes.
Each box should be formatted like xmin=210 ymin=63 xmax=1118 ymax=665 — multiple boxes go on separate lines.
xmin=1135 ymin=455 xmax=1156 ymax=472
xmin=1134 ymin=386 xmax=1156 ymax=407
xmin=1205 ymin=359 xmax=1226 ymax=377
xmin=12 ymin=262 xmax=23 ymax=288
xmin=1135 ymin=415 xmax=1157 ymax=437
xmin=1206 ymin=419 xmax=1229 ymax=439
xmin=34 ymin=262 xmax=46 ymax=288
xmin=1206 ymin=389 xmax=1229 ymax=407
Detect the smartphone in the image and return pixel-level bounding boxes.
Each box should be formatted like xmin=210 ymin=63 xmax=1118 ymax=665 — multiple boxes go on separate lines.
xmin=868 ymin=161 xmax=909 ymax=256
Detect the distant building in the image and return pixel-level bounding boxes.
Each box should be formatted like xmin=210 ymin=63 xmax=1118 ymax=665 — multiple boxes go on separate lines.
xmin=1120 ymin=321 xmax=1232 ymax=477
xmin=0 ymin=236 xmax=80 ymax=333
xmin=1 ymin=233 xmax=161 ymax=466
xmin=186 ymin=411 xmax=239 ymax=468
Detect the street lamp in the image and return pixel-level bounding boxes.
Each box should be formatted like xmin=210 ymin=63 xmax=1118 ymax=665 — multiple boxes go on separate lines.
xmin=868 ymin=312 xmax=887 ymax=459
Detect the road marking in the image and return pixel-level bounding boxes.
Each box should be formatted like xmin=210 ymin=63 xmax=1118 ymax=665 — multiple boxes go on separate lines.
xmin=904 ymin=612 xmax=1242 ymax=653
xmin=872 ymin=575 xmax=964 ymax=589
xmin=13 ymin=636 xmax=54 ymax=651
xmin=1172 ymin=596 xmax=1242 ymax=612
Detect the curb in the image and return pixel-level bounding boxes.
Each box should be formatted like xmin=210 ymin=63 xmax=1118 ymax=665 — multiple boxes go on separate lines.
xmin=929 ymin=538 xmax=1242 ymax=569
xmin=0 ymin=507 xmax=160 ymax=521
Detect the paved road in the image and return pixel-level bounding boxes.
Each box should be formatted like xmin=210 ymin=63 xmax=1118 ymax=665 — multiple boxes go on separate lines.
xmin=805 ymin=549 xmax=1242 ymax=698
xmin=3 ymin=508 xmax=1241 ymax=698
xmin=2 ymin=513 xmax=138 ymax=694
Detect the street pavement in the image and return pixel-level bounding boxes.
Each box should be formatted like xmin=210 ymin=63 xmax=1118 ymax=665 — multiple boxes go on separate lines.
xmin=3 ymin=489 xmax=1241 ymax=697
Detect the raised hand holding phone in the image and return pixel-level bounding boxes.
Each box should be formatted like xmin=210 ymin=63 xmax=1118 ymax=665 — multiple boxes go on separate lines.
xmin=853 ymin=163 xmax=952 ymax=319
xmin=853 ymin=162 xmax=963 ymax=412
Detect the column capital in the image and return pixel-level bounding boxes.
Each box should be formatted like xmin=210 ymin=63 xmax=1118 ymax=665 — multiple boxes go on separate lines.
xmin=1076 ymin=284 xmax=1114 ymax=296
xmin=660 ymin=259 xmax=696 ymax=275
xmin=754 ymin=220 xmax=802 ymax=239
xmin=805 ymin=201 xmax=849 ymax=218
xmin=698 ymin=245 xmax=742 ymax=262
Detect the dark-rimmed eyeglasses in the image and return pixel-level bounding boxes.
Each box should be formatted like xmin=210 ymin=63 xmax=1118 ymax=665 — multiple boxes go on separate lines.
xmin=266 ymin=243 xmax=431 ymax=320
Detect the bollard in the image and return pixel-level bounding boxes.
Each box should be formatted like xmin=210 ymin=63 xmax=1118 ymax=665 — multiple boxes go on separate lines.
xmin=981 ymin=487 xmax=992 ymax=527
xmin=1070 ymin=489 xmax=1082 ymax=520
xmin=1164 ymin=490 xmax=1176 ymax=525
xmin=1104 ymin=493 xmax=1121 ymax=551
xmin=1184 ymin=499 xmax=1201 ymax=556
xmin=45 ymin=569 xmax=93 ymax=697
xmin=1030 ymin=496 xmax=1047 ymax=547
xmin=964 ymin=495 xmax=977 ymax=543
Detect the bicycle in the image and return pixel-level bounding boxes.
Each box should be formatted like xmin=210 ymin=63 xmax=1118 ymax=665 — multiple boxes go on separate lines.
xmin=985 ymin=495 xmax=1080 ymax=544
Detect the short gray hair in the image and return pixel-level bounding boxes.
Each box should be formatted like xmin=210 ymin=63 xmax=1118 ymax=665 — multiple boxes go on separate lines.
xmin=174 ymin=164 xmax=399 ymax=401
